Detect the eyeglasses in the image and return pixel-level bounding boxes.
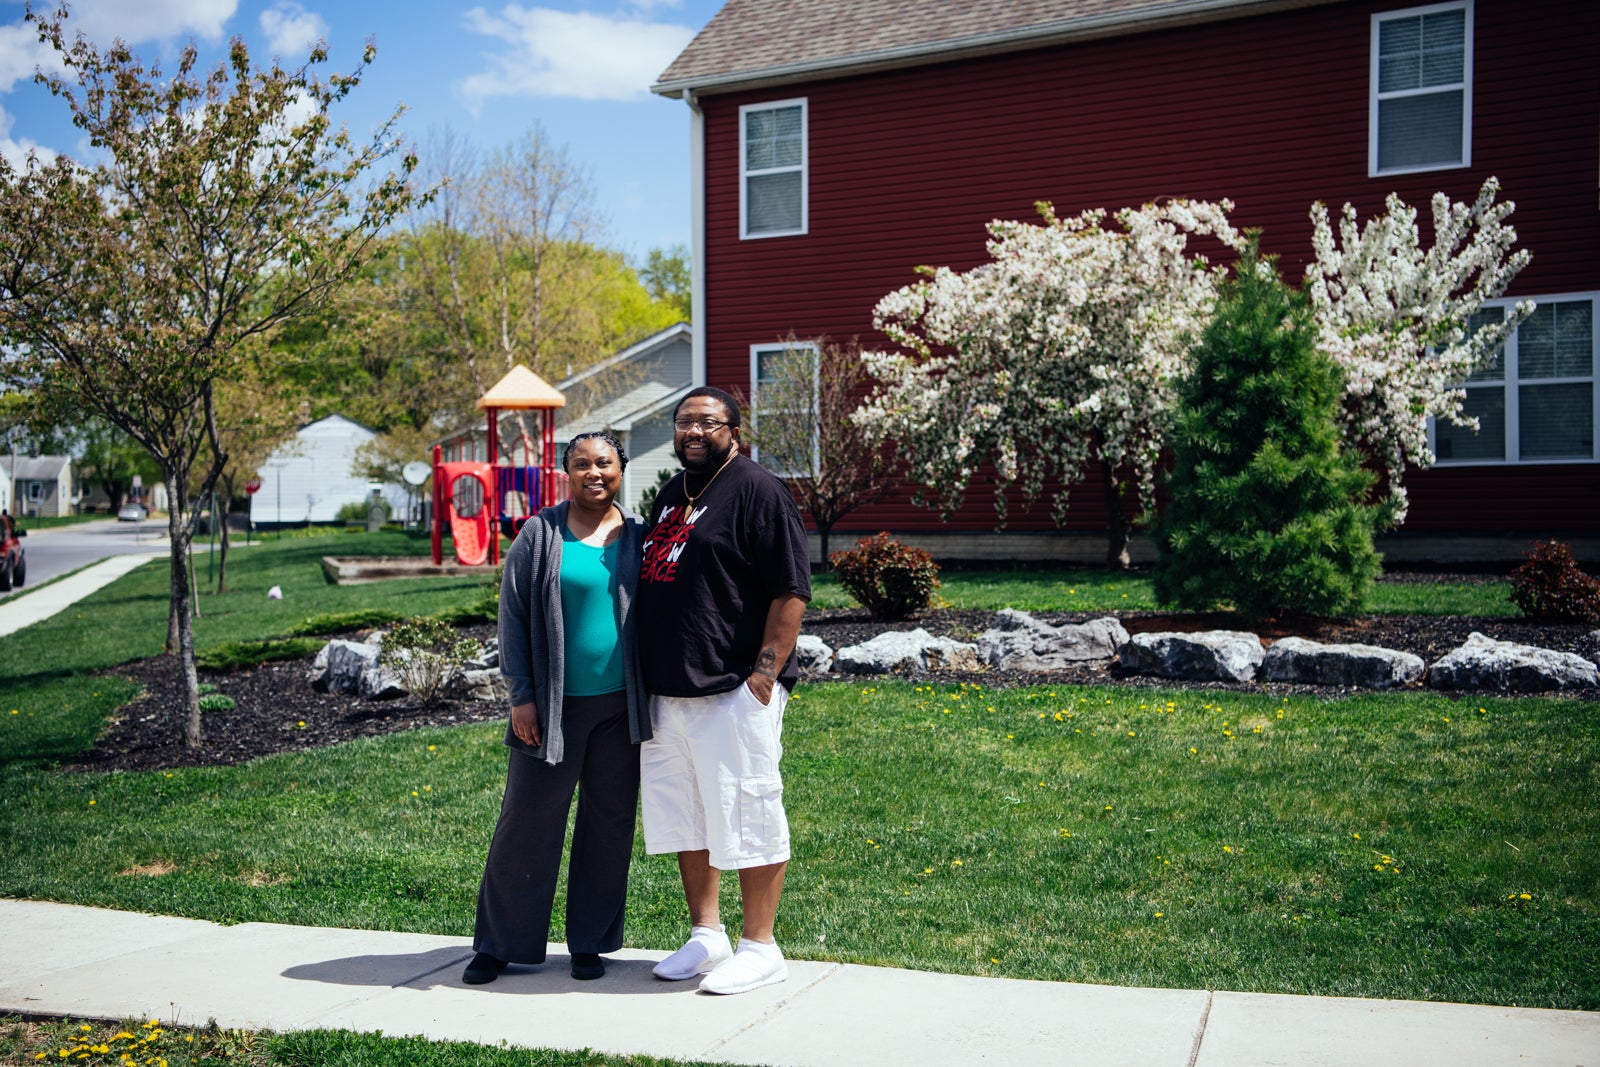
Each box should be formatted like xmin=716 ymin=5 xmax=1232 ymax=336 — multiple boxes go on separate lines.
xmin=673 ymin=417 xmax=730 ymax=432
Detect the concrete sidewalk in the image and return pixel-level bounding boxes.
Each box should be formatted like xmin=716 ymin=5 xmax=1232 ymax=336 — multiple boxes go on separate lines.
xmin=1 ymin=900 xmax=1594 ymax=1066
xmin=0 ymin=553 xmax=162 ymax=637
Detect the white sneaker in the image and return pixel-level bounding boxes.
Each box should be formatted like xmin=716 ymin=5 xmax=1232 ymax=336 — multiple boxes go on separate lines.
xmin=652 ymin=925 xmax=733 ymax=981
xmin=699 ymin=938 xmax=788 ymax=995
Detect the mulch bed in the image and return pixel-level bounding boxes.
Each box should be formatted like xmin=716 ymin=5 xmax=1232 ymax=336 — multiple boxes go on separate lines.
xmin=71 ymin=598 xmax=1600 ymax=776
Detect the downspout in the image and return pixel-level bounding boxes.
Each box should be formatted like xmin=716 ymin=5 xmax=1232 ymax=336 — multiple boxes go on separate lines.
xmin=686 ymin=88 xmax=706 ymax=387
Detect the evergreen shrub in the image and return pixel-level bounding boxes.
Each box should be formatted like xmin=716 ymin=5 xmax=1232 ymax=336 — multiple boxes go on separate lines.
xmin=830 ymin=531 xmax=940 ymax=620
xmin=1509 ymin=540 xmax=1600 ymax=623
xmin=1153 ymin=242 xmax=1387 ymax=619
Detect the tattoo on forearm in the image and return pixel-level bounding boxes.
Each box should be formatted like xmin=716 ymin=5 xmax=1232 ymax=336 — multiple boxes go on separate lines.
xmin=755 ymin=647 xmax=778 ymax=678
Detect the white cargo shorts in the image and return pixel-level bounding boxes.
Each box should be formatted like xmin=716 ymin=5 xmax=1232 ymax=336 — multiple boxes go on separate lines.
xmin=640 ymin=683 xmax=790 ymax=870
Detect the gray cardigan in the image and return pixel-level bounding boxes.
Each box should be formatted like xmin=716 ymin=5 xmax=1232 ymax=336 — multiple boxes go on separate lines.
xmin=497 ymin=500 xmax=651 ymax=764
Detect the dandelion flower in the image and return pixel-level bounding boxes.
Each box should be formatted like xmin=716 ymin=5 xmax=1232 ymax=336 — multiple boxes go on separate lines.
xmin=1223 ymin=846 xmax=1233 ymax=853
xmin=1520 ymin=893 xmax=1531 ymax=900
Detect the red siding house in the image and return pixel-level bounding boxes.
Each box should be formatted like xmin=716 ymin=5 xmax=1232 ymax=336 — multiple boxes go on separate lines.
xmin=652 ymin=0 xmax=1599 ymax=564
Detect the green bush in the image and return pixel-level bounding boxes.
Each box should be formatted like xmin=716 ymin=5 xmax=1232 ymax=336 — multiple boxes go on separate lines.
xmin=1154 ymin=243 xmax=1386 ymax=620
xmin=830 ymin=531 xmax=940 ymax=620
xmin=1510 ymin=540 xmax=1600 ymax=623
xmin=376 ymin=617 xmax=479 ymax=703
xmin=197 ymin=692 xmax=236 ymax=713
xmin=637 ymin=467 xmax=675 ymax=518
xmin=288 ymin=609 xmax=405 ymax=637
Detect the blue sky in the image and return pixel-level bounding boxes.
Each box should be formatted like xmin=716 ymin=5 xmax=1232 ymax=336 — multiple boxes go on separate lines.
xmin=0 ymin=0 xmax=724 ymax=258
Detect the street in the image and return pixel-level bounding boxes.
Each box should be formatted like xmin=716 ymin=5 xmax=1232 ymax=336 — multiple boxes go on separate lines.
xmin=0 ymin=517 xmax=171 ymax=599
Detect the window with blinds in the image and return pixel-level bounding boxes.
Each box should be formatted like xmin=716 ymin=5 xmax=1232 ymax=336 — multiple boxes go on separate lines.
xmin=1432 ymin=295 xmax=1598 ymax=465
xmin=741 ymin=100 xmax=807 ymax=239
xmin=1370 ymin=1 xmax=1472 ymax=176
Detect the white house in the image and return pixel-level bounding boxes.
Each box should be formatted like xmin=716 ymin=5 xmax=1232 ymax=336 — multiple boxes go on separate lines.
xmin=250 ymin=414 xmax=405 ymax=527
xmin=0 ymin=454 xmax=75 ymax=518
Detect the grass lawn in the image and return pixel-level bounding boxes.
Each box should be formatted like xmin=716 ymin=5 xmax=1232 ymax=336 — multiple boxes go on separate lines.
xmin=2 ymin=532 xmax=1589 ymax=1063
xmin=806 ymin=567 xmax=1516 ymax=616
xmin=0 ymin=1014 xmax=730 ymax=1066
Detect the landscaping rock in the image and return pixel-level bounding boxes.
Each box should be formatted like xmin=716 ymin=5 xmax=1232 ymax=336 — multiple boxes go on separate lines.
xmin=834 ymin=629 xmax=984 ymax=675
xmin=1261 ymin=636 xmax=1424 ymax=689
xmin=311 ymin=639 xmax=380 ymax=694
xmin=451 ymin=667 xmax=506 ymax=702
xmin=1118 ymin=630 xmax=1264 ymax=683
xmin=977 ymin=610 xmax=1128 ymax=670
xmin=1428 ymin=632 xmax=1600 ymax=692
xmin=795 ymin=634 xmax=834 ymax=674
xmin=464 ymin=637 xmax=499 ymax=671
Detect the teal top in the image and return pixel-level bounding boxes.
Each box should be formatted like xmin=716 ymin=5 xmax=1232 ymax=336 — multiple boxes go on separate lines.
xmin=559 ymin=530 xmax=624 ymax=696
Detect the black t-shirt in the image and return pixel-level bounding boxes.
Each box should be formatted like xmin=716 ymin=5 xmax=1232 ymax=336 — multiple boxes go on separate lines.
xmin=638 ymin=455 xmax=812 ymax=696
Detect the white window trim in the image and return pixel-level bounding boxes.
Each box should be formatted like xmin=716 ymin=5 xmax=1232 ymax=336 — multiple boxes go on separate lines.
xmin=1429 ymin=291 xmax=1600 ymax=466
xmin=1369 ymin=0 xmax=1473 ymax=178
xmin=739 ymin=98 xmax=808 ymax=240
xmin=749 ymin=341 xmax=820 ymax=477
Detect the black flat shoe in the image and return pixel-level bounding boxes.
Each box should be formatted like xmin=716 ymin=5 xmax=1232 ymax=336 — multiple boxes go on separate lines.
xmin=570 ymin=952 xmax=605 ymax=980
xmin=462 ymin=951 xmax=508 ymax=985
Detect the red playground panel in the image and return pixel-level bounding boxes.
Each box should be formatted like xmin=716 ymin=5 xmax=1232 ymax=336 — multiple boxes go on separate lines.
xmin=438 ymin=462 xmax=493 ymax=567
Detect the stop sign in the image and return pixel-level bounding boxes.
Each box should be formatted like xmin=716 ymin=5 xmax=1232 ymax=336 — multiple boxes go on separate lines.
xmin=244 ymin=476 xmax=263 ymax=495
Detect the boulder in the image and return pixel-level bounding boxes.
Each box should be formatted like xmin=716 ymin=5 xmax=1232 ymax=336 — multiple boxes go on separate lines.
xmin=451 ymin=667 xmax=507 ymax=702
xmin=312 ymin=639 xmax=380 ymax=694
xmin=1261 ymin=636 xmax=1424 ymax=689
xmin=834 ymin=629 xmax=984 ymax=675
xmin=1428 ymin=632 xmax=1600 ymax=692
xmin=464 ymin=637 xmax=499 ymax=671
xmin=977 ymin=610 xmax=1128 ymax=670
xmin=795 ymin=634 xmax=834 ymax=674
xmin=1118 ymin=630 xmax=1264 ymax=683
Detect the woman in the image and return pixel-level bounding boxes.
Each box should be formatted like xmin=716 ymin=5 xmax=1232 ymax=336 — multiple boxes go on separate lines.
xmin=463 ymin=431 xmax=650 ymax=985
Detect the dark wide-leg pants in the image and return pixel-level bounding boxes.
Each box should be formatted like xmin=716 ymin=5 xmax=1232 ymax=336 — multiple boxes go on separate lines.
xmin=472 ymin=691 xmax=640 ymax=964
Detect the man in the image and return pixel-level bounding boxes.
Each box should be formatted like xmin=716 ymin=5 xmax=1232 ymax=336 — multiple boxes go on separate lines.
xmin=637 ymin=386 xmax=811 ymax=995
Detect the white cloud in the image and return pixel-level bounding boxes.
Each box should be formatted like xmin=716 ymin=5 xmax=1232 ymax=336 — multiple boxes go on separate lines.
xmin=259 ymin=1 xmax=329 ymax=58
xmin=67 ymin=0 xmax=239 ymax=45
xmin=460 ymin=5 xmax=695 ymax=105
xmin=0 ymin=104 xmax=58 ymax=169
xmin=0 ymin=21 xmax=60 ymax=94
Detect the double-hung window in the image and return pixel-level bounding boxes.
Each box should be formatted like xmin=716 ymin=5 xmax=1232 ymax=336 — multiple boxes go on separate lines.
xmin=1370 ymin=1 xmax=1472 ymax=176
xmin=741 ymin=99 xmax=807 ymax=239
xmin=1433 ymin=294 xmax=1598 ymax=464
xmin=750 ymin=341 xmax=819 ymax=477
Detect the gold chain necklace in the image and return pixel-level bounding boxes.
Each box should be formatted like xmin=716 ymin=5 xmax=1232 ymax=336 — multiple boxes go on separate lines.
xmin=684 ymin=452 xmax=737 ymax=507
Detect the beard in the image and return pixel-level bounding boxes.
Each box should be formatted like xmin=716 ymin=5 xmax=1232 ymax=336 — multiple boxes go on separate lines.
xmin=676 ymin=436 xmax=736 ymax=472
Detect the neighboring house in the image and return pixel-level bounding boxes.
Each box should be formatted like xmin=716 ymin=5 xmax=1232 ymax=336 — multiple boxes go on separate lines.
xmin=435 ymin=323 xmax=696 ymax=515
xmin=250 ymin=414 xmax=405 ymax=527
xmin=653 ymin=0 xmax=1599 ymax=562
xmin=557 ymin=322 xmax=694 ymax=512
xmin=0 ymin=455 xmax=74 ymax=518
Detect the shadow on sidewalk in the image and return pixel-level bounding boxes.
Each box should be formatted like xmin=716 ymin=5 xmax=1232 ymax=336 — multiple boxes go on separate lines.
xmin=283 ymin=949 xmax=685 ymax=995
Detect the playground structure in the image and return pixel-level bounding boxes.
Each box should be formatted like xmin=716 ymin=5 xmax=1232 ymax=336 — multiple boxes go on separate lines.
xmin=432 ymin=365 xmax=568 ymax=567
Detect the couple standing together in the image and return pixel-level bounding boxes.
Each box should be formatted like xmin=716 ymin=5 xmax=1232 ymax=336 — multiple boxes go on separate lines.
xmin=462 ymin=386 xmax=812 ymax=996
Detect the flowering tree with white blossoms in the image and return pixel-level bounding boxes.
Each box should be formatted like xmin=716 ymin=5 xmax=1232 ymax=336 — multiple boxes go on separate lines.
xmin=1305 ymin=176 xmax=1532 ymax=521
xmin=856 ymin=199 xmax=1243 ymax=568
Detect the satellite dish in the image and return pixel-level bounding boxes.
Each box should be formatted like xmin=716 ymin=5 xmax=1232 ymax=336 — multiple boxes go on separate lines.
xmin=402 ymin=461 xmax=431 ymax=486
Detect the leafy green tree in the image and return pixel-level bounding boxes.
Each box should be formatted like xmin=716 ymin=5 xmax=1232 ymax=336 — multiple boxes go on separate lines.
xmin=1154 ymin=243 xmax=1387 ymax=619
xmin=37 ymin=416 xmax=160 ymax=514
xmin=0 ymin=10 xmax=417 ymax=747
xmin=640 ymin=244 xmax=692 ymax=321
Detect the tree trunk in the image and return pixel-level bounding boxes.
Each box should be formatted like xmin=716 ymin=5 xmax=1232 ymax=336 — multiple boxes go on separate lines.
xmin=1101 ymin=463 xmax=1132 ymax=572
xmin=216 ymin=495 xmax=232 ymax=594
xmin=816 ymin=521 xmax=833 ymax=573
xmin=165 ymin=477 xmax=203 ymax=748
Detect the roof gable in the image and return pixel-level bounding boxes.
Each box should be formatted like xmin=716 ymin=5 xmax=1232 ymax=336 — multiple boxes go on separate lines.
xmin=655 ymin=0 xmax=1341 ymax=95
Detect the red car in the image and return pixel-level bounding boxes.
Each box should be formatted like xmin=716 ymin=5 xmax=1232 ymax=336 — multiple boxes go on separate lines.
xmin=1 ymin=510 xmax=25 ymax=591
